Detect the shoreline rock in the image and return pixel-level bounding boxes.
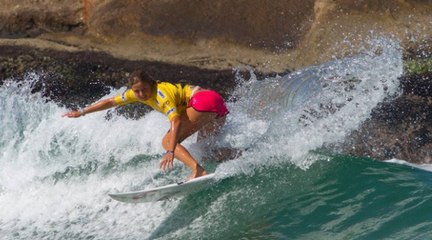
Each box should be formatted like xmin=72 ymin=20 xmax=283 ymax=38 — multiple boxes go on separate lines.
xmin=343 ymin=72 xmax=432 ymax=163
xmin=2 ymin=1 xmax=432 ymax=71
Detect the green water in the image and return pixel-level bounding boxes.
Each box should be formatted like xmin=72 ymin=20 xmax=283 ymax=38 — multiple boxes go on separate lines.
xmin=152 ymin=155 xmax=432 ymax=239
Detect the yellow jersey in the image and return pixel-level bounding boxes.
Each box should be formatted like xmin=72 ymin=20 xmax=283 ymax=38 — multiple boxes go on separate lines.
xmin=114 ymin=82 xmax=193 ymax=121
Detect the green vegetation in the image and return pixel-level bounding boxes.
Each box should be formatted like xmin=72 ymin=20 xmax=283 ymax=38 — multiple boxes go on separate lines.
xmin=405 ymin=57 xmax=432 ymax=74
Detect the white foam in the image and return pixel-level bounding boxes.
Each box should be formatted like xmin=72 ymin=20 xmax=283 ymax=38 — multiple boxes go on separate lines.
xmin=385 ymin=159 xmax=432 ymax=172
xmin=0 ymin=76 xmax=188 ymax=238
xmin=217 ymin=37 xmax=403 ymax=173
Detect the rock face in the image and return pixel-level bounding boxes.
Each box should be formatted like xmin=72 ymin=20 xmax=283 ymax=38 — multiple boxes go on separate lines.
xmin=0 ymin=0 xmax=431 ymax=162
xmin=344 ymin=72 xmax=432 ymax=163
xmin=85 ymin=0 xmax=315 ymax=49
xmin=1 ymin=0 xmax=431 ymax=70
xmin=0 ymin=1 xmax=83 ymax=38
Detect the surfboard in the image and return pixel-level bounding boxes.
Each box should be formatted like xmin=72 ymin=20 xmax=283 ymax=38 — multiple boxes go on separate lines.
xmin=109 ymin=173 xmax=216 ymax=203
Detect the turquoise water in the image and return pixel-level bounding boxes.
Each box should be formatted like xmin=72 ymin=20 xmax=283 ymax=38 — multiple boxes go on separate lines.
xmin=2 ymin=38 xmax=431 ymax=239
xmin=152 ymin=156 xmax=432 ymax=239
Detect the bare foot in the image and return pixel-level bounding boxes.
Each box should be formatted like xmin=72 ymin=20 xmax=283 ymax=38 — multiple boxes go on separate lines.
xmin=188 ymin=165 xmax=208 ymax=180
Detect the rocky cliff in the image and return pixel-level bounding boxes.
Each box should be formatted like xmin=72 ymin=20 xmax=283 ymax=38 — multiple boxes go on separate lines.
xmin=0 ymin=0 xmax=431 ymax=162
xmin=2 ymin=0 xmax=431 ymax=70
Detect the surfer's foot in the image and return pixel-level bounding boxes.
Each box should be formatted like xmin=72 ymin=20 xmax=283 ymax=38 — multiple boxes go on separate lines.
xmin=188 ymin=165 xmax=207 ymax=180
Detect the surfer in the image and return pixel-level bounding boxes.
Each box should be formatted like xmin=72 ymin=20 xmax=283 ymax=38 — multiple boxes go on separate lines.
xmin=62 ymin=70 xmax=229 ymax=180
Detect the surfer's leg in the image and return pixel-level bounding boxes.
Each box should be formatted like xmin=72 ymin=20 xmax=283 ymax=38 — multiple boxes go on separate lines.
xmin=162 ymin=107 xmax=218 ymax=179
xmin=196 ymin=116 xmax=241 ymax=161
xmin=196 ymin=116 xmax=234 ymax=161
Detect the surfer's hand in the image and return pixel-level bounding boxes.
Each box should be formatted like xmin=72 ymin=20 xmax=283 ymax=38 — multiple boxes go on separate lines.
xmin=160 ymin=151 xmax=174 ymax=170
xmin=62 ymin=110 xmax=82 ymax=118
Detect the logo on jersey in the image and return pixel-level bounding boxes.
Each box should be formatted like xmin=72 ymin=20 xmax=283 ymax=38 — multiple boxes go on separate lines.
xmin=121 ymin=92 xmax=127 ymax=102
xmin=166 ymin=108 xmax=176 ymax=116
xmin=157 ymin=90 xmax=165 ymax=99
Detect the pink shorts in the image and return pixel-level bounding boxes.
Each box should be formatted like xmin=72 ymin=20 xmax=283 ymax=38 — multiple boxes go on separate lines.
xmin=188 ymin=90 xmax=229 ymax=118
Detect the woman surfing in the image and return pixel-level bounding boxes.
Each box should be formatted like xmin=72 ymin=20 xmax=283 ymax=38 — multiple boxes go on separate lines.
xmin=63 ymin=70 xmax=229 ymax=180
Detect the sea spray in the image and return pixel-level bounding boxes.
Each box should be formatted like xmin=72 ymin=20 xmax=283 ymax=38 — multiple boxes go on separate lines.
xmin=216 ymin=37 xmax=403 ymax=175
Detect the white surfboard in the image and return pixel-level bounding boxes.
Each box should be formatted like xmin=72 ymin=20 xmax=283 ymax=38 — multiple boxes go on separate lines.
xmin=109 ymin=173 xmax=216 ymax=203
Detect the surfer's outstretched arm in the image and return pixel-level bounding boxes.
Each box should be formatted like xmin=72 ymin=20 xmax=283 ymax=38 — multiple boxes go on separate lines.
xmin=62 ymin=98 xmax=118 ymax=118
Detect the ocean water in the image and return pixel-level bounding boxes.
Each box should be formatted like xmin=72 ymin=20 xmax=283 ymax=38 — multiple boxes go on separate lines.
xmin=1 ymin=38 xmax=432 ymax=240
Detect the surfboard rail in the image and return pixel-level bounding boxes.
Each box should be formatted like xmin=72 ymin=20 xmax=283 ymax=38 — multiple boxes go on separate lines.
xmin=109 ymin=173 xmax=216 ymax=203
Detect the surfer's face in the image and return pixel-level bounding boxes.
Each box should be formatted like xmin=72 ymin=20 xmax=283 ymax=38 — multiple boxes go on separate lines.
xmin=132 ymin=81 xmax=152 ymax=101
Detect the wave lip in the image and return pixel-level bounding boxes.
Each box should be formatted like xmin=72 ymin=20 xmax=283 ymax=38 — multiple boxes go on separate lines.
xmin=221 ymin=37 xmax=403 ymax=172
xmin=386 ymin=159 xmax=432 ymax=173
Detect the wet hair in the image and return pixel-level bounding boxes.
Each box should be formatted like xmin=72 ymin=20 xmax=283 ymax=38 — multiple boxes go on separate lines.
xmin=128 ymin=70 xmax=156 ymax=87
